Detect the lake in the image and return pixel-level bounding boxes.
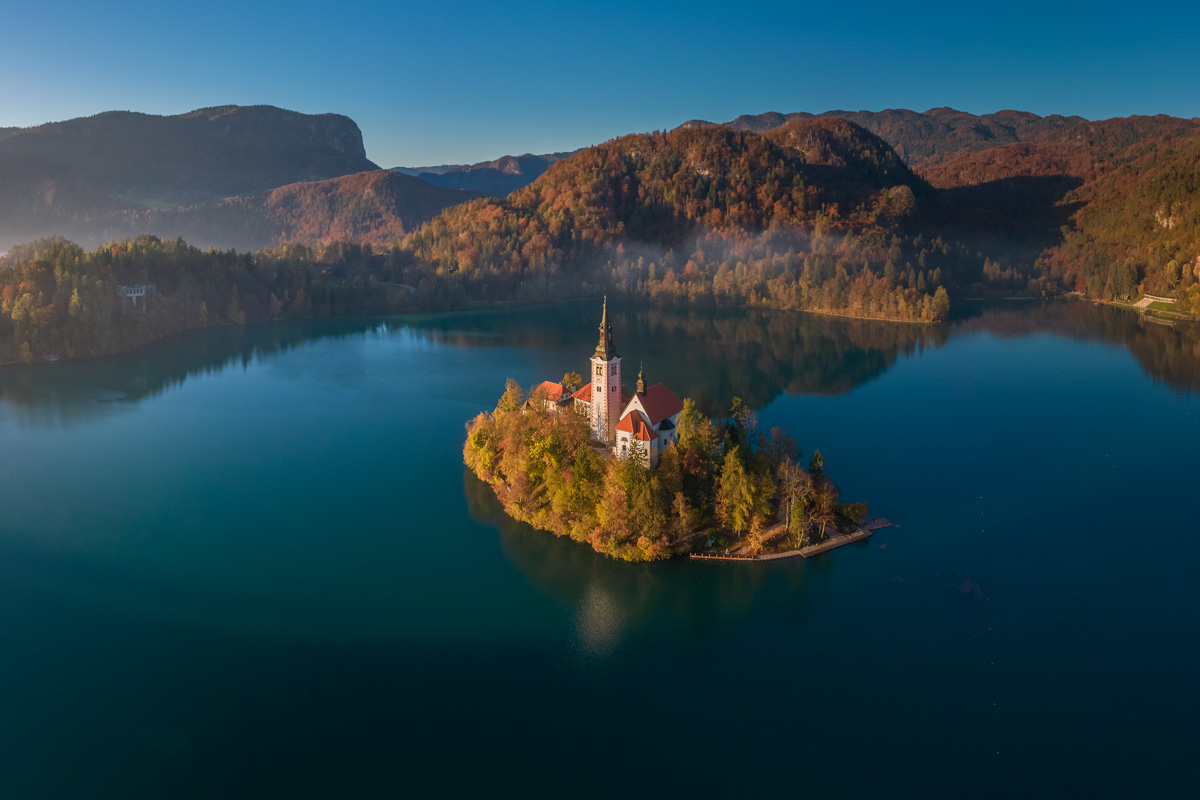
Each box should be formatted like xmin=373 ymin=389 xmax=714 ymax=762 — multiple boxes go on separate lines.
xmin=1 ymin=300 xmax=1198 ymax=798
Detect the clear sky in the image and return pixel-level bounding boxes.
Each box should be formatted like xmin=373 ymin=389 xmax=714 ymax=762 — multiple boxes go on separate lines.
xmin=2 ymin=0 xmax=1198 ymax=167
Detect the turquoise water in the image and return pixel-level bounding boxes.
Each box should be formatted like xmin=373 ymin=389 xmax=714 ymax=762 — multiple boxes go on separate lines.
xmin=1 ymin=302 xmax=1197 ymax=797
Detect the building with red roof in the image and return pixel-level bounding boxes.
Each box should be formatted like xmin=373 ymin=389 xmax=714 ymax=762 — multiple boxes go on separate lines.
xmin=534 ymin=299 xmax=683 ymax=468
xmin=612 ymin=364 xmax=683 ymax=467
xmin=526 ymin=380 xmax=574 ymax=413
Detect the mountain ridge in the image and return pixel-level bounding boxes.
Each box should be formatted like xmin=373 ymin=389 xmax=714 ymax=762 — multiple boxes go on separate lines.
xmin=393 ymin=150 xmax=581 ymax=196
xmin=0 ymin=105 xmax=484 ymax=252
xmin=681 ymin=107 xmax=1090 ymax=167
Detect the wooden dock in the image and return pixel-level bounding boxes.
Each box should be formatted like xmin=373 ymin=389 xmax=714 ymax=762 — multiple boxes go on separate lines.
xmin=689 ymin=553 xmax=759 ymax=562
xmin=798 ymin=527 xmax=872 ymax=557
xmin=690 ymin=550 xmax=802 ymax=563
xmin=756 ymin=549 xmax=803 ymax=561
xmin=689 ymin=520 xmax=886 ymax=563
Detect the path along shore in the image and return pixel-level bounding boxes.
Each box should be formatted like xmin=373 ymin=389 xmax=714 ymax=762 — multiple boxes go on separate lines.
xmin=689 ymin=518 xmax=893 ymax=563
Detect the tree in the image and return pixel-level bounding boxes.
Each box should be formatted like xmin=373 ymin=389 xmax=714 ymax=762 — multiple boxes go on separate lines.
xmin=497 ymin=378 xmax=525 ymax=414
xmin=562 ymin=371 xmax=583 ymax=391
xmin=765 ymin=427 xmax=798 ymax=468
xmin=809 ymin=449 xmax=825 ymax=484
xmin=745 ymin=515 xmax=766 ymax=556
xmin=931 ymin=286 xmax=950 ymax=322
xmin=463 ymin=412 xmax=499 ymax=479
xmin=671 ymin=491 xmax=693 ymax=541
xmin=777 ymin=459 xmax=813 ymax=545
xmin=564 ymin=446 xmax=605 ymax=519
xmin=727 ymin=396 xmax=753 ymax=449
xmin=810 ymin=477 xmax=841 ymax=541
xmin=716 ymin=446 xmax=755 ymax=534
xmin=676 ymin=397 xmax=704 ymax=452
xmin=226 ymin=285 xmax=246 ymax=325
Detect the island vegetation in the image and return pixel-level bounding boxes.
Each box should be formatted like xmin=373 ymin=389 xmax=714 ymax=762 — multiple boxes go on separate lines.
xmin=463 ymin=380 xmax=863 ymax=561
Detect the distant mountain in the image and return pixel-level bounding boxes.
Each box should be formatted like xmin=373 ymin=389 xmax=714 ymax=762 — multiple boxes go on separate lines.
xmin=392 ymin=164 xmax=459 ymax=176
xmin=682 ymin=108 xmax=1087 ymax=167
xmin=0 ymin=105 xmax=379 ymax=251
xmin=393 ymin=151 xmax=580 ymax=196
xmin=108 ymin=170 xmax=482 ymax=252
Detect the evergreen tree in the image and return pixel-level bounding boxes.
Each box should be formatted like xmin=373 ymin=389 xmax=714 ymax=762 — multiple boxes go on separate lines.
xmin=716 ymin=446 xmax=755 ymax=534
xmin=497 ymin=378 xmax=525 ymax=414
xmin=932 ymin=286 xmax=950 ymax=322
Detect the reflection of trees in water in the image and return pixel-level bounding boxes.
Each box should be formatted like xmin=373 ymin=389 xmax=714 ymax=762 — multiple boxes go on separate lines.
xmin=414 ymin=301 xmax=1200 ymax=399
xmin=0 ymin=318 xmax=389 ymax=426
xmin=1 ymin=303 xmax=948 ymax=426
xmin=953 ymin=300 xmax=1200 ymax=393
xmin=412 ymin=304 xmax=948 ymax=413
xmin=464 ymin=469 xmax=834 ymax=651
xmin=4 ymin=299 xmax=1196 ymax=428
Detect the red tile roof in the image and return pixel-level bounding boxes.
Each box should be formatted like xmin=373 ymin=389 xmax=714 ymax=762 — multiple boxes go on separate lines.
xmin=535 ymin=381 xmax=567 ymax=402
xmin=636 ymin=383 xmax=683 ymax=425
xmin=616 ymin=411 xmax=658 ymax=441
xmin=572 ymin=383 xmax=592 ymax=403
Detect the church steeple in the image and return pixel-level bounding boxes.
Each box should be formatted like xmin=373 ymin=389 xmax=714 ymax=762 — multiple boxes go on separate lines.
xmin=636 ymin=363 xmax=645 ymax=394
xmin=588 ymin=296 xmax=622 ymax=446
xmin=593 ymin=295 xmax=618 ymax=360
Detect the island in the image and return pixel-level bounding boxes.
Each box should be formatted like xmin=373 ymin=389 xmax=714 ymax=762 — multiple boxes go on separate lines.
xmin=464 ymin=300 xmax=873 ymax=561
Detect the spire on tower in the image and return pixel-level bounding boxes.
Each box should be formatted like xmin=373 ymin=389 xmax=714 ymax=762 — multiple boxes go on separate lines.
xmin=593 ymin=295 xmax=618 ymax=360
xmin=636 ymin=363 xmax=645 ymax=394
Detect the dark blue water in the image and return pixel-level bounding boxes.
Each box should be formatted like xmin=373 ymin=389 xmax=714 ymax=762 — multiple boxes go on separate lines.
xmin=1 ymin=302 xmax=1197 ymax=798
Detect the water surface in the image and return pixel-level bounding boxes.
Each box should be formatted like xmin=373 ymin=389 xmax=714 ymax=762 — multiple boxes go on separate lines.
xmin=1 ymin=301 xmax=1197 ymax=798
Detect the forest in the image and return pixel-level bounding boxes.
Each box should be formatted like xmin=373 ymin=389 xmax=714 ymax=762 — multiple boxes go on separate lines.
xmin=921 ymin=115 xmax=1200 ymax=310
xmin=463 ymin=380 xmax=858 ymax=561
xmin=400 ymin=121 xmax=958 ymax=322
xmin=6 ymin=110 xmax=1200 ymax=366
xmin=0 ymin=236 xmax=422 ymax=363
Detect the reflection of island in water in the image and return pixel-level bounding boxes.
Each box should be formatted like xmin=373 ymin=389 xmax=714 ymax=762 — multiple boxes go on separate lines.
xmin=464 ymin=469 xmax=839 ymax=652
xmin=3 ymin=300 xmax=1198 ymax=425
xmin=399 ymin=300 xmax=1200 ymax=405
xmin=405 ymin=304 xmax=949 ymax=413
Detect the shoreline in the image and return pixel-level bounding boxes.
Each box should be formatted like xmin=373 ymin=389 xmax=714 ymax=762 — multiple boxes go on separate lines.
xmin=1072 ymin=293 xmax=1199 ymax=323
xmin=802 ymin=307 xmax=938 ymax=324
xmin=0 ymin=296 xmax=942 ymax=370
xmin=8 ymin=287 xmax=1188 ymax=372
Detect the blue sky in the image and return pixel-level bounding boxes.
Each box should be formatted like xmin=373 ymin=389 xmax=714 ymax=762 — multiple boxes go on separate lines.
xmin=2 ymin=0 xmax=1198 ymax=167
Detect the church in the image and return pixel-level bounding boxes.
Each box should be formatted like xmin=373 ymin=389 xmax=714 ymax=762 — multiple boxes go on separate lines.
xmin=557 ymin=299 xmax=683 ymax=468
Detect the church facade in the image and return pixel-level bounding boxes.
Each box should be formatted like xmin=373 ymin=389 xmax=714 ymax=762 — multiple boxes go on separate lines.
xmin=561 ymin=299 xmax=683 ymax=468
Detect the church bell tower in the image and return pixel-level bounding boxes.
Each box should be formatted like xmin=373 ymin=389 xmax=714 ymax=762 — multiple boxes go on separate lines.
xmin=590 ymin=297 xmax=621 ymax=444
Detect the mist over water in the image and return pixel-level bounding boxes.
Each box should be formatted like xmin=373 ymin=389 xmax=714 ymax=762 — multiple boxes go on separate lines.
xmin=1 ymin=300 xmax=1197 ymax=797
